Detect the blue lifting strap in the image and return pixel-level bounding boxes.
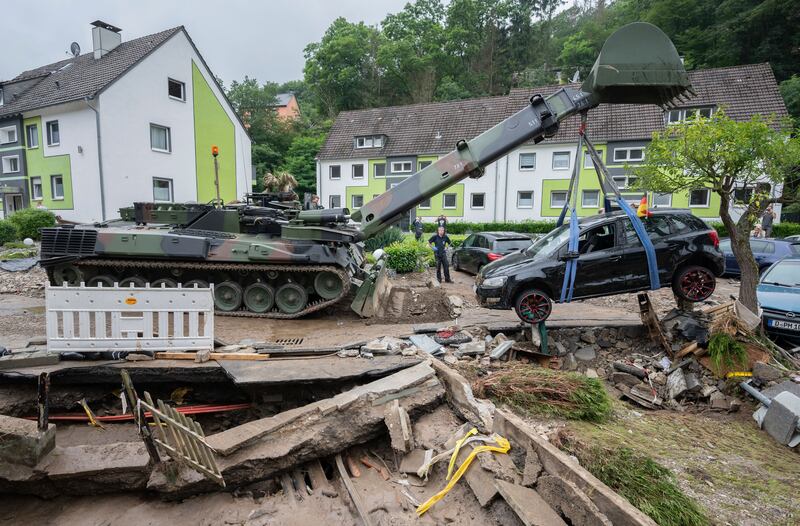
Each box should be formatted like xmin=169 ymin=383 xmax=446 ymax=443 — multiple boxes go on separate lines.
xmin=558 ymin=122 xmax=586 ymax=302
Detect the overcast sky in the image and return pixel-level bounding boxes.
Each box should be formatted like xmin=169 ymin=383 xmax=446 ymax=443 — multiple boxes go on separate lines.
xmin=1 ymin=0 xmax=409 ymax=85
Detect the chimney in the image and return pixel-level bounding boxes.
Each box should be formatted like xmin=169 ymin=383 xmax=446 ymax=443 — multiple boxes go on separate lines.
xmin=91 ymin=20 xmax=122 ymax=59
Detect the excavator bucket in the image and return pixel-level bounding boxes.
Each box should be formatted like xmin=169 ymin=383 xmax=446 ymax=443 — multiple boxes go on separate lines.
xmin=351 ymin=259 xmax=391 ymax=318
xmin=582 ymin=22 xmax=693 ymax=106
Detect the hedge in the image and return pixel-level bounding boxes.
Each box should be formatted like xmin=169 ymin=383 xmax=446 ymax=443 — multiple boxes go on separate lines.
xmin=364 ymin=226 xmax=405 ymax=252
xmin=421 ymin=220 xmax=557 ymax=234
xmin=7 ymin=208 xmax=56 ymax=240
xmin=0 ymin=220 xmax=17 ymax=246
xmin=773 ymin=222 xmax=800 ymax=238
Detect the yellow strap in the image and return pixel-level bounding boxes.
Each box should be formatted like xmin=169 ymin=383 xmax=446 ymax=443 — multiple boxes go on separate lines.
xmin=416 ymin=435 xmax=510 ymax=516
xmin=447 ymin=427 xmax=478 ymax=481
xmin=79 ymin=399 xmax=105 ymax=429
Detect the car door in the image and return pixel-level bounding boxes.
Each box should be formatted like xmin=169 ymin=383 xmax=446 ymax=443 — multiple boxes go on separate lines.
xmin=719 ymin=239 xmax=738 ymax=273
xmin=620 ymin=216 xmax=676 ymax=290
xmin=749 ymin=239 xmax=770 ymax=271
xmin=472 ymin=235 xmax=491 ymax=272
xmin=456 ymin=234 xmax=475 ymax=271
xmin=570 ymin=222 xmax=627 ymax=298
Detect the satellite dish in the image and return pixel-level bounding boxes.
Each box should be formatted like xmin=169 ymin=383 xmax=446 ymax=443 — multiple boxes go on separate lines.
xmin=70 ymin=42 xmax=81 ymax=57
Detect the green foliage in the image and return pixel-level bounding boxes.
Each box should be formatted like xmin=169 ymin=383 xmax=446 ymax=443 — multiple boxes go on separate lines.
xmin=7 ymin=209 xmax=55 ymax=240
xmin=773 ymin=222 xmax=800 ymax=238
xmin=277 ymin=134 xmax=326 ymax=195
xmin=708 ymin=333 xmax=748 ymax=374
xmin=364 ymin=226 xmax=405 ymax=252
xmin=384 ymin=242 xmax=421 ymax=273
xmin=708 ymin=222 xmax=728 ymax=238
xmin=421 ymin=220 xmax=556 ymax=234
xmin=1 ymin=241 xmax=28 ymax=249
xmin=0 ymin=220 xmax=18 ymax=245
xmin=779 ymin=75 xmax=800 ymax=121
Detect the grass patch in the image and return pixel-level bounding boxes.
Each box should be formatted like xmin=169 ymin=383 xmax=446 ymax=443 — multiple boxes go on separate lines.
xmin=473 ymin=365 xmax=612 ymax=422
xmin=0 ymin=249 xmax=37 ymax=260
xmin=2 ymin=241 xmax=29 ymax=249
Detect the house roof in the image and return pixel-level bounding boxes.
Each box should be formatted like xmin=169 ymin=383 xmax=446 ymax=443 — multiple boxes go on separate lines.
xmin=318 ymin=63 xmax=788 ymax=160
xmin=0 ymin=26 xmax=182 ymax=118
xmin=272 ymin=93 xmax=295 ymax=107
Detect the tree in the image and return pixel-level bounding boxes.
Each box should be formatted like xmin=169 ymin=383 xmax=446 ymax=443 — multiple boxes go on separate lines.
xmin=779 ymin=75 xmax=800 ymax=122
xmin=635 ymin=111 xmax=800 ymax=311
xmin=278 ymin=134 xmax=326 ymax=195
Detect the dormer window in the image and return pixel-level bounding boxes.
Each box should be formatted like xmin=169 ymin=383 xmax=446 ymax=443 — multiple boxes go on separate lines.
xmin=665 ymin=107 xmax=715 ymax=124
xmin=355 ymin=135 xmax=384 ymax=149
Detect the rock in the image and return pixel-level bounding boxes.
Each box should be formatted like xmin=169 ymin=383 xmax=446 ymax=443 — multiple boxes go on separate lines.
xmin=597 ymin=368 xmax=607 ymax=379
xmin=426 ymin=278 xmax=440 ymax=289
xmin=125 ymin=353 xmax=154 ymax=362
xmin=447 ymin=295 xmax=464 ymax=308
xmin=456 ymin=340 xmax=486 ymax=357
xmin=362 ymin=339 xmax=390 ymax=354
xmin=684 ymin=372 xmax=702 ymax=395
xmin=701 ymin=385 xmax=718 ymax=398
xmin=0 ymin=415 xmax=56 ymax=467
xmin=562 ymin=353 xmax=578 ymax=371
xmin=401 ymin=348 xmax=418 ymax=357
xmin=753 ymin=361 xmax=783 ymax=383
xmin=194 ymin=350 xmax=211 ymax=363
xmin=522 ymin=445 xmax=543 ymax=487
xmin=360 ymin=351 xmax=374 ymax=359
xmin=574 ymin=347 xmax=596 ymax=362
xmin=651 ymin=372 xmax=667 ymax=386
xmin=611 ymin=372 xmax=640 ymax=388
xmin=709 ymin=391 xmax=730 ymax=411
xmin=491 ymin=333 xmax=508 ymax=347
xmin=585 ymin=368 xmax=599 ymax=379
xmin=337 ymin=349 xmax=360 ymax=358
xmin=384 ymin=400 xmax=414 ymax=453
xmin=219 ymin=345 xmax=242 ymax=353
xmin=480 ymin=356 xmax=491 ymax=367
xmin=666 ymin=369 xmax=688 ymax=401
xmin=597 ymin=337 xmax=614 ymax=349
xmin=553 ymin=341 xmax=567 ymax=355
xmin=616 ymin=340 xmax=631 ymax=350
xmin=443 ymin=354 xmax=458 ymax=366
xmin=580 ymin=331 xmax=597 ymax=344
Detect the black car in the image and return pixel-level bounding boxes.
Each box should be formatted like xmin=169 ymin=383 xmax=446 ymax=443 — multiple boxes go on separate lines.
xmin=452 ymin=232 xmax=536 ymax=274
xmin=475 ymin=210 xmax=725 ymax=323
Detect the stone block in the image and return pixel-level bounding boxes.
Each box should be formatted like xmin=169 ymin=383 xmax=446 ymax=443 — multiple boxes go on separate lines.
xmin=0 ymin=415 xmax=55 ymax=467
xmin=762 ymin=391 xmax=800 ymax=446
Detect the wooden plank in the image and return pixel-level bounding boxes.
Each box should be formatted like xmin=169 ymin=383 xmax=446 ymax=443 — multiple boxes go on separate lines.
xmin=494 ymin=480 xmax=567 ymax=526
xmin=674 ymin=342 xmax=699 ymax=359
xmin=336 ymin=453 xmax=374 ymax=526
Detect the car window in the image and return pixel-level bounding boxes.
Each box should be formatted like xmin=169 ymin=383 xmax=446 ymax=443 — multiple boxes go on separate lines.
xmin=790 ymin=244 xmax=800 ymax=256
xmin=762 ymin=241 xmax=775 ymax=254
xmin=719 ymin=240 xmax=731 ymax=252
xmin=462 ymin=235 xmax=474 ymax=248
xmin=579 ymin=223 xmax=616 ymax=254
xmin=750 ymin=240 xmax=768 ymax=253
xmin=475 ymin=235 xmax=487 ymax=249
xmin=495 ymin=239 xmax=532 ymax=252
xmin=622 ymin=217 xmax=669 ymax=245
xmin=761 ymin=260 xmax=800 ymax=286
xmin=525 ymin=224 xmax=571 ymax=260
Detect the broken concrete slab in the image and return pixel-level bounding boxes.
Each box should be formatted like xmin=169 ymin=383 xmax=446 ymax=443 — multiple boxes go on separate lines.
xmin=455 ymin=340 xmax=486 ymax=357
xmin=399 ymin=449 xmax=432 ymax=475
xmin=762 ymin=391 xmax=800 ymax=446
xmin=430 ymin=359 xmax=495 ymax=431
xmin=490 ymin=341 xmax=514 ymax=360
xmin=0 ymin=350 xmax=59 ymax=370
xmin=611 ymin=372 xmax=640 ymax=388
xmin=522 ymin=444 xmax=543 ymax=487
xmin=494 ymin=479 xmax=566 ymax=526
xmin=753 ymin=361 xmax=783 ymax=383
xmin=408 ymin=334 xmax=444 ymax=356
xmin=666 ymin=369 xmax=688 ymax=400
xmin=384 ymin=399 xmax=413 ymax=453
xmin=537 ymin=475 xmax=613 ymax=526
xmin=0 ymin=415 xmax=55 ymax=467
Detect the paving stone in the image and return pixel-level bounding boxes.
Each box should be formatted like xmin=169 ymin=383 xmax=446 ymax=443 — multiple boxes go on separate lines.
xmin=494 ymin=480 xmax=567 ymax=526
xmin=762 ymin=391 xmax=800 ymax=446
xmin=574 ymin=347 xmax=596 ymax=362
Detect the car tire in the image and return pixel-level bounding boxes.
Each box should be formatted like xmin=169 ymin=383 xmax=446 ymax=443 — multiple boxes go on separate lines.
xmin=514 ymin=288 xmax=553 ymax=324
xmin=672 ymin=265 xmax=716 ymax=302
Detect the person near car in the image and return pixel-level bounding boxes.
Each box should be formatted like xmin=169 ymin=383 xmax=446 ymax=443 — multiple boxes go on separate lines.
xmin=305 ymin=195 xmax=323 ymax=210
xmin=429 ymin=226 xmax=453 ymax=283
xmin=436 ymin=215 xmax=448 ymax=229
xmin=413 ymin=218 xmax=424 ymax=241
xmin=761 ymin=205 xmax=775 ymax=238
xmin=751 ymin=223 xmax=763 ymax=238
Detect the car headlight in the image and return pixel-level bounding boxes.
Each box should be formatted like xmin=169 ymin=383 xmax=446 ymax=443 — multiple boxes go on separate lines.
xmin=481 ymin=276 xmax=507 ymax=288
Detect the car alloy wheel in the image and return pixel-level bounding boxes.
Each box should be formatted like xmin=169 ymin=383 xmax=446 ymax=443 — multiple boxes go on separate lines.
xmin=674 ymin=266 xmax=715 ymax=302
xmin=514 ymin=289 xmax=553 ymax=324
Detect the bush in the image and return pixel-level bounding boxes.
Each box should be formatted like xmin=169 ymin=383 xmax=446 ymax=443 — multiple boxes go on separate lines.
xmin=421 ymin=220 xmax=557 ymax=234
xmin=7 ymin=208 xmax=56 ymax=240
xmin=364 ymin=226 xmax=405 ymax=252
xmin=774 ymin=221 xmax=800 ymax=238
xmin=708 ymin=221 xmax=728 ymax=237
xmin=384 ymin=242 xmax=420 ymax=273
xmin=0 ymin=220 xmax=18 ymax=245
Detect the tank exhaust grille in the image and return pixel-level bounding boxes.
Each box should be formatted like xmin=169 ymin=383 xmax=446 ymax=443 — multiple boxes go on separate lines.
xmin=40 ymin=228 xmax=98 ymax=258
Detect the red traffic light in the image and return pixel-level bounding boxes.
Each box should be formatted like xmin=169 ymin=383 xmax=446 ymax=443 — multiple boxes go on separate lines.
xmin=211 ymin=145 xmax=219 ymax=157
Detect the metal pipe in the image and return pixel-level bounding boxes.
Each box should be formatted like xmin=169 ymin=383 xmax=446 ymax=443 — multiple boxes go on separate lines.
xmin=740 ymin=380 xmax=771 ymax=406
xmin=84 ymin=96 xmax=107 ymax=221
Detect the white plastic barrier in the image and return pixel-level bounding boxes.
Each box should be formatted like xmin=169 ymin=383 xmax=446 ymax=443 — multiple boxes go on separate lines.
xmin=46 ymin=282 xmax=214 ymax=353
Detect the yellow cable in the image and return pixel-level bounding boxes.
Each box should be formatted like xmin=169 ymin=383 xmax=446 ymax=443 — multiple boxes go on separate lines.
xmin=446 ymin=427 xmax=477 ymax=481
xmin=416 ymin=435 xmax=510 ymax=516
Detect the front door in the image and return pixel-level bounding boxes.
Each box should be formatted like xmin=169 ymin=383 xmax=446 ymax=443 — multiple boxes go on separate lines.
xmin=3 ymin=194 xmax=23 ymax=216
xmin=621 ymin=216 xmax=675 ymax=290
xmin=570 ymin=222 xmax=626 ymax=298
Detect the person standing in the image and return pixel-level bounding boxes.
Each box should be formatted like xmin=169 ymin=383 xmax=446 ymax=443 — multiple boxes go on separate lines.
xmin=429 ymin=226 xmax=453 ymax=283
xmin=761 ymin=205 xmax=775 ymax=238
xmin=413 ymin=217 xmax=424 ymax=241
xmin=437 ymin=215 xmax=448 ymax=229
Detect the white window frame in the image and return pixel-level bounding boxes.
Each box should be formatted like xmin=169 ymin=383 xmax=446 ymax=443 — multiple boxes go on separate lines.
xmin=329 ymin=165 xmax=341 ymax=180
xmin=584 ymin=150 xmax=603 ymax=169
xmin=689 ymin=188 xmax=710 ymax=208
xmin=470 ymin=192 xmax=485 ymax=209
xmin=1 ymin=155 xmax=20 ymax=174
xmin=167 ymin=78 xmax=186 ymax=102
xmin=152 ymin=177 xmax=174 ymax=202
xmin=612 ymin=176 xmax=629 ymax=190
xmin=373 ymin=162 xmax=386 ymax=178
xmin=30 ymin=177 xmax=43 ymax=200
xmin=666 ymin=107 xmax=715 ymax=124
xmin=418 ymin=160 xmax=432 ymax=169
xmin=652 ymin=192 xmax=672 ymax=207
xmin=351 ymin=194 xmax=364 ymax=208
xmin=149 ymin=123 xmax=171 ymax=153
xmin=391 ymin=161 xmax=412 ymax=174
xmin=46 ymin=120 xmax=59 ymax=146
xmin=442 ymin=193 xmax=457 ymax=209
xmin=329 ymin=195 xmax=341 ymax=208
xmin=550 ymin=190 xmax=567 ymax=208
xmin=355 ymin=135 xmax=383 ymax=149
xmin=418 ymin=198 xmax=431 ymax=209
xmin=26 ymin=124 xmax=38 ymax=149
xmin=50 ymin=175 xmax=64 ymax=200
xmin=552 ymin=152 xmax=570 ymax=170
xmin=351 ymin=164 xmax=364 ymax=179
xmin=519 ymin=152 xmax=536 ymax=170
xmin=581 ymin=189 xmax=600 ymax=208
xmin=0 ymin=125 xmax=17 ymax=144
xmin=613 ymin=147 xmax=645 ymax=163
xmin=517 ymin=191 xmax=534 ymax=208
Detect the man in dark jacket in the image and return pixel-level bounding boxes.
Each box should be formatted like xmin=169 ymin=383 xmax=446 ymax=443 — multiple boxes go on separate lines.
xmin=413 ymin=218 xmax=424 ymax=241
xmin=436 ymin=215 xmax=448 ymax=229
xmin=429 ymin=226 xmax=453 ymax=283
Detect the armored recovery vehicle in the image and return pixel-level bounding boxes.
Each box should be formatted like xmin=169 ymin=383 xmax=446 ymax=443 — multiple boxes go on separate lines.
xmin=40 ymin=22 xmax=694 ymax=319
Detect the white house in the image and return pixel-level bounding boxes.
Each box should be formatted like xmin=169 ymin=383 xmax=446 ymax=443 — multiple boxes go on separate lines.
xmin=0 ymin=21 xmax=252 ymax=222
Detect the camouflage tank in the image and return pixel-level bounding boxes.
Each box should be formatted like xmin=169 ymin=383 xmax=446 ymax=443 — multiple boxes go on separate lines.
xmin=39 ymin=22 xmax=692 ymax=319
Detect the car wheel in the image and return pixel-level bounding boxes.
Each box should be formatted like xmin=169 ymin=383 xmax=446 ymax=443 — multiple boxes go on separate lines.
xmin=514 ymin=288 xmax=553 ymax=324
xmin=452 ymin=254 xmax=460 ymax=271
xmin=672 ymin=265 xmax=716 ymax=302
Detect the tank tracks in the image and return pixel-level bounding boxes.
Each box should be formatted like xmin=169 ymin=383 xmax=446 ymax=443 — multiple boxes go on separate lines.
xmin=73 ymin=259 xmax=351 ymax=319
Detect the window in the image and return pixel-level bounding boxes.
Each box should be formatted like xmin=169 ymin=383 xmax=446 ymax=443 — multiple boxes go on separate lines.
xmin=168 ymin=79 xmax=186 ymax=101
xmin=50 ymin=175 xmax=64 ymax=199
xmin=329 ymin=165 xmax=341 ymax=179
xmin=153 ymin=178 xmax=173 ymax=202
xmin=584 ymin=150 xmax=603 ymax=168
xmin=355 ymin=135 xmax=384 ymax=149
xmin=46 ymin=121 xmax=59 ymax=146
xmin=374 ymin=162 xmax=386 ymax=178
xmin=419 ymin=160 xmax=432 ymax=169
xmin=471 ymin=193 xmax=485 ymax=209
xmin=612 ymin=176 xmax=628 ymax=189
xmin=26 ymin=124 xmax=38 ymax=148
xmin=0 ymin=126 xmax=17 ymax=144
xmin=613 ymin=147 xmax=644 ymax=162
xmin=419 ymin=198 xmax=431 ymax=209
xmin=578 ymin=223 xmax=616 ymax=254
xmin=150 ymin=124 xmax=170 ymax=152
xmin=329 ymin=195 xmax=341 ymax=208
xmin=391 ymin=161 xmax=412 ymax=173
xmin=30 ymin=177 xmax=43 ymax=200
xmin=552 ymin=152 xmax=570 ymax=170
xmin=653 ymin=192 xmax=672 ymax=207
xmin=519 ymin=153 xmax=536 ymax=170
xmin=352 ymin=164 xmax=364 ymax=179
xmin=517 ymin=191 xmax=533 ymax=208
xmin=666 ymin=107 xmax=715 ymax=124
xmin=689 ymin=188 xmax=710 ymax=207
xmin=443 ymin=193 xmax=457 ymax=209
xmin=351 ymin=194 xmax=364 ymax=208
xmin=582 ymin=190 xmax=600 ymax=208
xmin=1 ymin=156 xmax=19 ymax=173
xmin=550 ymin=190 xmax=567 ymax=208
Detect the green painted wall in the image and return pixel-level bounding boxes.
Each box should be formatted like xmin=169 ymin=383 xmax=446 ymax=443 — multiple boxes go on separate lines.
xmin=193 ymin=61 xmax=236 ymax=203
xmin=23 ymin=116 xmax=73 ymax=210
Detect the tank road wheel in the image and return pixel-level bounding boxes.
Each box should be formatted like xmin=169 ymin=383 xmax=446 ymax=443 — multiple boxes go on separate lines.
xmin=514 ymin=288 xmax=553 ymax=324
xmin=184 ymin=279 xmax=209 ymax=289
xmin=120 ymin=276 xmax=147 ymax=288
xmin=87 ymin=274 xmax=117 ymax=288
xmin=314 ymin=271 xmax=343 ymax=300
xmin=52 ymin=264 xmax=85 ymax=286
xmin=214 ymin=281 xmax=244 ymax=311
xmin=244 ymin=283 xmax=276 ymax=313
xmin=151 ymin=278 xmax=178 ymax=288
xmin=275 ymin=283 xmax=308 ymax=315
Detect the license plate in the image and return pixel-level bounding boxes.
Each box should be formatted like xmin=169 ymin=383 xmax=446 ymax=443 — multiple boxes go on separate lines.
xmin=768 ymin=319 xmax=800 ymax=331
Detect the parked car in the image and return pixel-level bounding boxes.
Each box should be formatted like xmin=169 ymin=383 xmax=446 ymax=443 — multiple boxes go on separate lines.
xmin=475 ymin=210 xmax=724 ymax=323
xmin=719 ymin=238 xmax=800 ymax=276
xmin=452 ymin=232 xmax=536 ymax=275
xmin=784 ymin=234 xmax=800 ymax=242
xmin=757 ymin=257 xmax=800 ymax=346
